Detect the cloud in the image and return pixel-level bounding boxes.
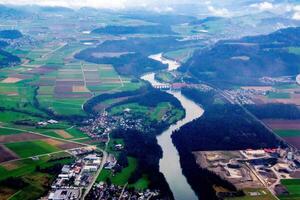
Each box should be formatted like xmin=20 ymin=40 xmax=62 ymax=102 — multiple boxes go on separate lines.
xmin=207 ymin=5 xmax=230 ymax=17
xmin=0 ymin=0 xmax=128 ymax=9
xmin=293 ymin=12 xmax=300 ymax=20
xmin=250 ymin=2 xmax=273 ymax=11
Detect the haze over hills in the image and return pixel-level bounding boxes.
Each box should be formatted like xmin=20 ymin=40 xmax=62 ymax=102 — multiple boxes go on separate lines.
xmin=0 ymin=1 xmax=300 ymax=200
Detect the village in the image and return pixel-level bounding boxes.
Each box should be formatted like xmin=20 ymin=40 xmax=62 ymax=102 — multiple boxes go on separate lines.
xmin=80 ymin=109 xmax=158 ymax=140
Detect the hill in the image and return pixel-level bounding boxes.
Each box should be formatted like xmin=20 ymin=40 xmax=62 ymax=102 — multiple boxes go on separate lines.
xmin=0 ymin=30 xmax=23 ymax=39
xmin=181 ymin=27 xmax=300 ymax=87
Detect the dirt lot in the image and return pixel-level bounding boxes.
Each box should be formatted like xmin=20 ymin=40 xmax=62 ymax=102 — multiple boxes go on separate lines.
xmin=54 ymin=130 xmax=73 ymax=139
xmin=263 ymin=119 xmax=300 ymax=130
xmin=42 ymin=138 xmax=83 ymax=150
xmin=193 ymin=151 xmax=264 ymax=189
xmin=0 ymin=145 xmax=18 ymax=163
xmin=0 ymin=92 xmax=18 ymax=96
xmin=72 ymin=86 xmax=90 ymax=93
xmin=0 ymin=133 xmax=45 ymax=143
xmin=1 ymin=77 xmax=22 ymax=83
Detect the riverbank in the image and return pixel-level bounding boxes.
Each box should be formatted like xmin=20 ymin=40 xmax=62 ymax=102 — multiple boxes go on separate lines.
xmin=141 ymin=53 xmax=204 ymax=200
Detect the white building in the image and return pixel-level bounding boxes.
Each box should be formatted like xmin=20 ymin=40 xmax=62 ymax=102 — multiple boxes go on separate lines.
xmin=296 ymin=74 xmax=300 ymax=85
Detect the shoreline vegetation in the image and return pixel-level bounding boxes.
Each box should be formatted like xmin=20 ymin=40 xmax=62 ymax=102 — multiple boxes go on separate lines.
xmin=171 ymin=88 xmax=283 ymax=199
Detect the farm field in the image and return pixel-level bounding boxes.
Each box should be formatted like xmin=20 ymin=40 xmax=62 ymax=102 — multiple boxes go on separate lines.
xmin=5 ymin=140 xmax=60 ymax=158
xmin=163 ymin=48 xmax=196 ymax=63
xmin=264 ymin=120 xmax=300 ymax=149
xmin=110 ymin=102 xmax=184 ymax=124
xmin=96 ymin=156 xmax=149 ymax=190
xmin=0 ymin=125 xmax=85 ymax=163
xmin=279 ymin=179 xmax=300 ymax=200
xmin=0 ymin=152 xmax=75 ymax=199
xmin=250 ymin=83 xmax=300 ymax=105
xmin=225 ymin=188 xmax=277 ymax=200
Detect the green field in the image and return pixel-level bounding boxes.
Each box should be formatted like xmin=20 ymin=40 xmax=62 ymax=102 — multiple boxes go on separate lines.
xmin=267 ymin=92 xmax=291 ymax=99
xmin=288 ymin=47 xmax=300 ymax=56
xmin=275 ymin=130 xmax=300 ymax=137
xmin=274 ymin=84 xmax=300 ymax=90
xmin=226 ymin=188 xmax=277 ymax=200
xmin=0 ymin=127 xmax=22 ymax=135
xmin=110 ymin=103 xmax=148 ymax=116
xmin=0 ymin=153 xmax=74 ymax=199
xmin=5 ymin=140 xmax=60 ymax=158
xmin=155 ymin=71 xmax=175 ymax=83
xmin=279 ymin=179 xmax=300 ymax=200
xmin=163 ymin=48 xmax=196 ymax=63
xmin=96 ymin=157 xmax=149 ymax=189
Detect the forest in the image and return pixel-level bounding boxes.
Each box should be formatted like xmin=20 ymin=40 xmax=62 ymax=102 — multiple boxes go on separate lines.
xmin=111 ymin=129 xmax=174 ymax=199
xmin=246 ymin=103 xmax=300 ymax=119
xmin=170 ymin=88 xmax=282 ymax=199
xmin=0 ymin=30 xmax=23 ymax=39
xmin=180 ymin=27 xmax=300 ymax=87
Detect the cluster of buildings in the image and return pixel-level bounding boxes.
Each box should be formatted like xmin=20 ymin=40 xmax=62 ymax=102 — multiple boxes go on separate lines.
xmin=81 ymin=110 xmax=151 ymax=139
xmin=37 ymin=119 xmax=59 ymax=126
xmin=86 ymin=182 xmax=159 ymax=200
xmin=224 ymin=88 xmax=269 ymax=105
xmin=197 ymin=147 xmax=300 ymax=197
xmin=47 ymin=152 xmax=103 ymax=200
xmin=241 ymin=148 xmax=300 ymax=194
xmin=259 ymin=76 xmax=294 ymax=85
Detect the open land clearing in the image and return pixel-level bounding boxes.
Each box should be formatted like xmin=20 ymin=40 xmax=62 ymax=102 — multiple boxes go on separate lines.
xmin=1 ymin=77 xmax=22 ymax=83
xmin=264 ymin=120 xmax=300 ymax=149
xmin=194 ymin=149 xmax=300 ymax=200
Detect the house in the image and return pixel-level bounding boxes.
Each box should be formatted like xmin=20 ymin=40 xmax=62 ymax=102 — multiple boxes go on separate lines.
xmin=61 ymin=165 xmax=71 ymax=174
xmin=83 ymin=165 xmax=98 ymax=172
xmin=48 ymin=119 xmax=58 ymax=124
xmin=48 ymin=189 xmax=80 ymax=200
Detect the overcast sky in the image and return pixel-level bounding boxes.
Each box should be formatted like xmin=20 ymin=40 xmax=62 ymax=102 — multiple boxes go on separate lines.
xmin=0 ymin=0 xmax=300 ymax=19
xmin=0 ymin=0 xmax=197 ymax=9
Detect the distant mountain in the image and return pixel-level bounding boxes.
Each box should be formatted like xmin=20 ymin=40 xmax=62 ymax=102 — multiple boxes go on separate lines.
xmin=122 ymin=13 xmax=196 ymax=25
xmin=38 ymin=6 xmax=74 ymax=13
xmin=181 ymin=27 xmax=300 ymax=87
xmin=189 ymin=17 xmax=224 ymax=25
xmin=0 ymin=5 xmax=29 ymax=19
xmin=0 ymin=30 xmax=23 ymax=39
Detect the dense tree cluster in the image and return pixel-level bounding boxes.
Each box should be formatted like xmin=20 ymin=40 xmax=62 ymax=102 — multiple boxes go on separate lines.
xmin=246 ymin=103 xmax=300 ymax=119
xmin=112 ymin=129 xmax=173 ymax=199
xmin=170 ymin=88 xmax=282 ymax=199
xmin=0 ymin=30 xmax=23 ymax=39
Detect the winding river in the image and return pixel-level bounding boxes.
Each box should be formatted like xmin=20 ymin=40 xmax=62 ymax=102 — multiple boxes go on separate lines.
xmin=141 ymin=53 xmax=204 ymax=200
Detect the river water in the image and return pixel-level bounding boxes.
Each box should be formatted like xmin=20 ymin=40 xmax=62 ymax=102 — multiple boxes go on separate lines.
xmin=141 ymin=53 xmax=204 ymax=200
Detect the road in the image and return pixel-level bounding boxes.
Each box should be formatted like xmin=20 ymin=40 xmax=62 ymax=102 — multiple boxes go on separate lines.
xmin=204 ymin=82 xmax=295 ymax=150
xmin=0 ymin=125 xmax=90 ymax=148
xmin=81 ymin=148 xmax=108 ymax=200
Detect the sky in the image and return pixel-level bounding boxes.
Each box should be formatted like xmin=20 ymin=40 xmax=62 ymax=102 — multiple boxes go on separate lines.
xmin=0 ymin=0 xmax=194 ymax=9
xmin=0 ymin=0 xmax=300 ymax=19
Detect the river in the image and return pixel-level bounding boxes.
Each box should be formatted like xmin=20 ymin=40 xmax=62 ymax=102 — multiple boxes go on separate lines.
xmin=141 ymin=53 xmax=204 ymax=200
